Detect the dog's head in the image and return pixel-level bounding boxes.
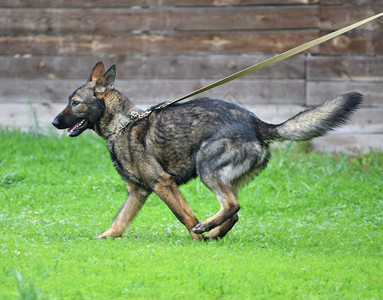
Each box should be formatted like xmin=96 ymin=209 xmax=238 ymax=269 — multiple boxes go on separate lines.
xmin=52 ymin=62 xmax=115 ymax=137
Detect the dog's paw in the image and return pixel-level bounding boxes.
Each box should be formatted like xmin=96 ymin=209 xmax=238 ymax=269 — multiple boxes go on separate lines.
xmin=96 ymin=233 xmax=110 ymax=239
xmin=96 ymin=229 xmax=121 ymax=239
xmin=192 ymin=222 xmax=207 ymax=234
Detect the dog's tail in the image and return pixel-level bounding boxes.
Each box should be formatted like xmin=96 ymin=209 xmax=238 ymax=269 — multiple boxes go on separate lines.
xmin=263 ymin=92 xmax=363 ymax=142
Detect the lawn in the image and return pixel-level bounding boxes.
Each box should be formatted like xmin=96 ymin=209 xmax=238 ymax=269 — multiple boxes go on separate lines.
xmin=0 ymin=128 xmax=382 ymax=299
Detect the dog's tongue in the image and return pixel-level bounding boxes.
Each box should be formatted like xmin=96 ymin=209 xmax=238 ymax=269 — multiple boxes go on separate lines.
xmin=67 ymin=125 xmax=76 ymax=136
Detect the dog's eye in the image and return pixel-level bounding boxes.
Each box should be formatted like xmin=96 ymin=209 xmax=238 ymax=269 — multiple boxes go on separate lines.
xmin=72 ymin=100 xmax=81 ymax=107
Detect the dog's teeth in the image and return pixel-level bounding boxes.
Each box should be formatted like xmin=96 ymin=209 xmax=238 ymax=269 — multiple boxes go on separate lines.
xmin=67 ymin=119 xmax=86 ymax=136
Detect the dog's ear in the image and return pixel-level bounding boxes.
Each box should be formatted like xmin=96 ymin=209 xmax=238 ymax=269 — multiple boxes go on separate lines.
xmin=95 ymin=65 xmax=116 ymax=96
xmin=88 ymin=61 xmax=105 ymax=82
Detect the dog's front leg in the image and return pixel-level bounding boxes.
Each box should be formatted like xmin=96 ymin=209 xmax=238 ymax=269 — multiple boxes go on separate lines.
xmin=97 ymin=181 xmax=150 ymax=239
xmin=153 ymin=173 xmax=202 ymax=240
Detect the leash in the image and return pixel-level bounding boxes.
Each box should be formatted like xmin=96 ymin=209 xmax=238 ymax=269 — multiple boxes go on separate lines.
xmin=128 ymin=11 xmax=383 ymax=123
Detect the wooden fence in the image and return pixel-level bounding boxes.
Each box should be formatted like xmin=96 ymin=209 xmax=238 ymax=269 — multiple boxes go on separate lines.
xmin=1 ymin=1 xmax=382 ymax=152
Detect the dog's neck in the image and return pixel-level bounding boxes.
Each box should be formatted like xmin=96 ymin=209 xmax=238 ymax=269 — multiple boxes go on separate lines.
xmin=95 ymin=89 xmax=141 ymax=139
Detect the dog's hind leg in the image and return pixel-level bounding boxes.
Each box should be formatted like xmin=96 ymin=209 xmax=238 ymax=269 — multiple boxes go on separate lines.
xmin=97 ymin=181 xmax=150 ymax=239
xmin=153 ymin=172 xmax=202 ymax=240
xmin=192 ymin=139 xmax=264 ymax=235
xmin=191 ymin=181 xmax=240 ymax=235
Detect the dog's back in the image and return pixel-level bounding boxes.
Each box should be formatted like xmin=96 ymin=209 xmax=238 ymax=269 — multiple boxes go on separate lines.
xmin=143 ymin=98 xmax=270 ymax=186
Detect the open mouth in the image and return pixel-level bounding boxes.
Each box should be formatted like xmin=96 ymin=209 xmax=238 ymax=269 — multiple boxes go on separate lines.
xmin=67 ymin=119 xmax=88 ymax=137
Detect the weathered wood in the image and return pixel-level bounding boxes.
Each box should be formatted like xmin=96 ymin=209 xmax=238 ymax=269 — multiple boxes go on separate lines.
xmin=0 ymin=54 xmax=306 ymax=80
xmin=319 ymin=31 xmax=383 ymax=55
xmin=0 ymin=7 xmax=319 ymax=34
xmin=0 ymin=80 xmax=79 ymax=104
xmin=0 ymin=103 xmax=61 ymax=132
xmin=0 ymin=31 xmax=319 ymax=55
xmin=307 ymin=55 xmax=383 ymax=82
xmin=0 ymin=1 xmax=319 ymax=8
xmin=321 ymin=0 xmax=383 ymax=5
xmin=320 ymin=6 xmax=383 ymax=31
xmin=0 ymin=79 xmax=306 ymax=105
xmin=245 ymin=104 xmax=306 ymax=125
xmin=307 ymin=82 xmax=383 ymax=107
xmin=311 ymin=134 xmax=383 ymax=153
xmin=330 ymin=108 xmax=383 ymax=134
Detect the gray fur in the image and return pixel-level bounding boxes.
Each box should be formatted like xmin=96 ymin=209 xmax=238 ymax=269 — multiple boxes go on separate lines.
xmin=273 ymin=93 xmax=362 ymax=141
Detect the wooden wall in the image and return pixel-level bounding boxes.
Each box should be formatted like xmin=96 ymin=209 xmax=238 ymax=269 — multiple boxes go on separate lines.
xmin=1 ymin=1 xmax=382 ymax=152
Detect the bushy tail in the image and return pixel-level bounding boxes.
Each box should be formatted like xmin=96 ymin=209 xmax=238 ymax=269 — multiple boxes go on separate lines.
xmin=264 ymin=92 xmax=363 ymax=142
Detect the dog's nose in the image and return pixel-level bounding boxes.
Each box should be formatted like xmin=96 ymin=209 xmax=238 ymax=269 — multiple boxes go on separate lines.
xmin=52 ymin=117 xmax=60 ymax=128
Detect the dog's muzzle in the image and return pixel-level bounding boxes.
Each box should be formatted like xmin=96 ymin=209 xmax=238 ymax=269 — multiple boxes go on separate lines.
xmin=52 ymin=116 xmax=66 ymax=129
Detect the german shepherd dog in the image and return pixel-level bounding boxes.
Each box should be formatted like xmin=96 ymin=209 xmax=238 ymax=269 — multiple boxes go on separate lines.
xmin=52 ymin=62 xmax=362 ymax=240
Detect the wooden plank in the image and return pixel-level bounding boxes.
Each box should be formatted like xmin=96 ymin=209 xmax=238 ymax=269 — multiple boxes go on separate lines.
xmin=0 ymin=80 xmax=79 ymax=104
xmin=244 ymin=104 xmax=306 ymax=125
xmin=162 ymin=6 xmax=319 ymax=31
xmin=307 ymin=81 xmax=383 ymax=107
xmin=319 ymin=31 xmax=383 ymax=55
xmin=0 ymin=7 xmax=318 ymax=34
xmin=307 ymin=56 xmax=383 ymax=82
xmin=321 ymin=0 xmax=383 ymax=5
xmin=0 ymin=1 xmax=319 ymax=8
xmin=0 ymin=103 xmax=61 ymax=132
xmin=0 ymin=54 xmax=306 ymax=80
xmin=320 ymin=6 xmax=383 ymax=31
xmin=0 ymin=31 xmax=319 ymax=55
xmin=311 ymin=134 xmax=383 ymax=153
xmin=0 ymin=79 xmax=306 ymax=105
xmin=331 ymin=108 xmax=383 ymax=134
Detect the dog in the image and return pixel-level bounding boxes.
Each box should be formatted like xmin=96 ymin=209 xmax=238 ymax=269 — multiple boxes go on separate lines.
xmin=52 ymin=62 xmax=362 ymax=240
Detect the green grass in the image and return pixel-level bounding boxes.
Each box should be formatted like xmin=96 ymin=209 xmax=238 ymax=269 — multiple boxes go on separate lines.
xmin=0 ymin=128 xmax=382 ymax=299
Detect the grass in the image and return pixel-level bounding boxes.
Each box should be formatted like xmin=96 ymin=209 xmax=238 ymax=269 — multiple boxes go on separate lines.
xmin=0 ymin=128 xmax=382 ymax=299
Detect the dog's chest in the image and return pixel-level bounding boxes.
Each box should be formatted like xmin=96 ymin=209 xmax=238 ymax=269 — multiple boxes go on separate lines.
xmin=106 ymin=136 xmax=137 ymax=182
